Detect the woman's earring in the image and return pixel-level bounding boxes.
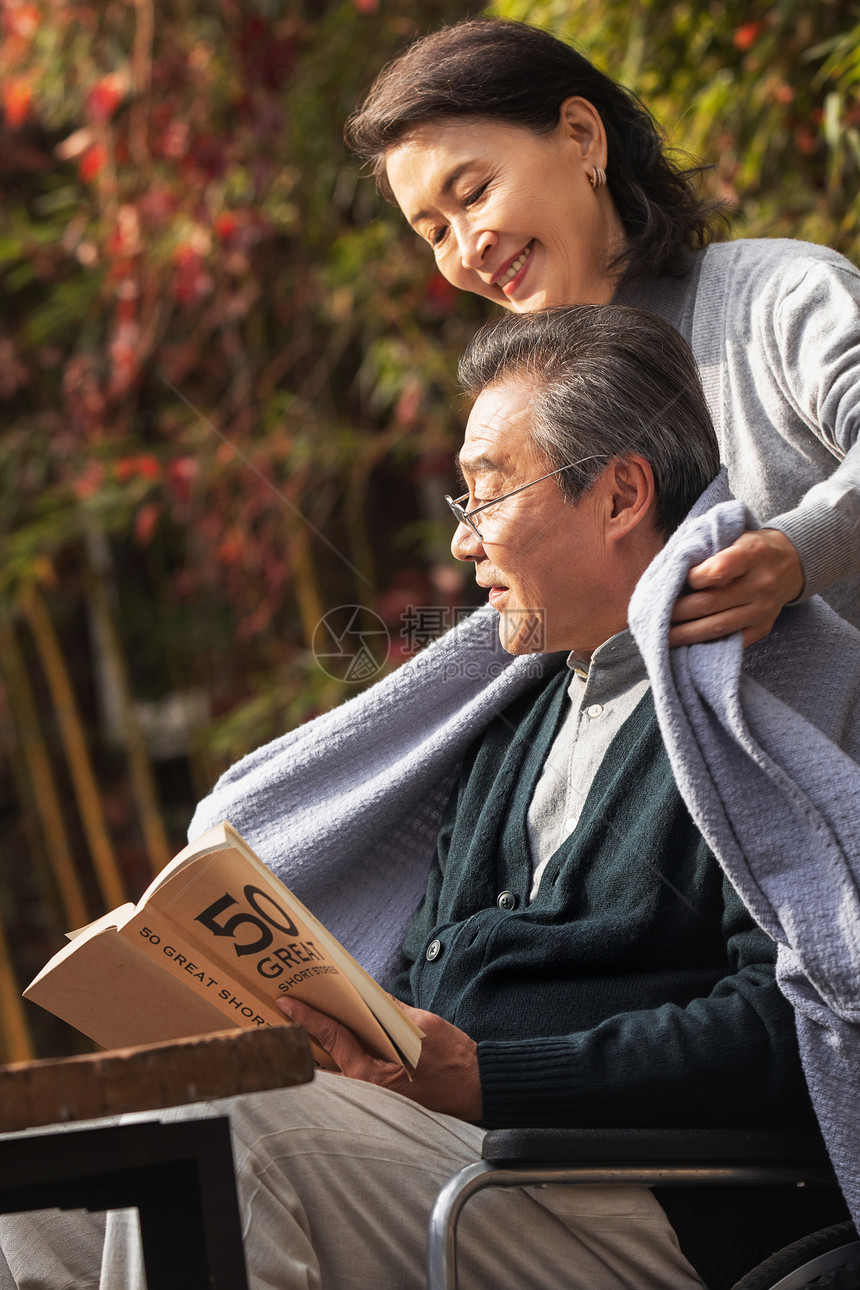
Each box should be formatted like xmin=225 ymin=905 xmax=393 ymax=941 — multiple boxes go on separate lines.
xmin=589 ymin=166 xmax=607 ymax=190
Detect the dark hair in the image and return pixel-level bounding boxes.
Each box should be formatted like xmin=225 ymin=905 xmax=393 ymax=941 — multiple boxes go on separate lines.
xmin=458 ymin=304 xmax=720 ymax=535
xmin=345 ymin=19 xmax=725 ymax=281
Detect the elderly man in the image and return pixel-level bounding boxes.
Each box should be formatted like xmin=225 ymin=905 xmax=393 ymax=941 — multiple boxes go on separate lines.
xmin=1 ymin=305 xmax=851 ymax=1290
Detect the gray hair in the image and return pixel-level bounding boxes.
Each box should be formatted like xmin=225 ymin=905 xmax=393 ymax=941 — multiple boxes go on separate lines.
xmin=458 ymin=304 xmax=720 ymax=536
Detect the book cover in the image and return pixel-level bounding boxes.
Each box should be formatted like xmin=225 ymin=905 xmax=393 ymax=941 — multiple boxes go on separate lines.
xmin=24 ymin=821 xmax=423 ymax=1072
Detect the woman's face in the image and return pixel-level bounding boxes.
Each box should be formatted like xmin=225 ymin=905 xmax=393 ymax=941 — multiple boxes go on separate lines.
xmin=385 ymin=104 xmax=627 ymax=312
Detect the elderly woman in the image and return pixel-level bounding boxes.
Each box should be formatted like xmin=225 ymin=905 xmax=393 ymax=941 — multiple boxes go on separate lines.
xmin=345 ymin=17 xmax=860 ymax=644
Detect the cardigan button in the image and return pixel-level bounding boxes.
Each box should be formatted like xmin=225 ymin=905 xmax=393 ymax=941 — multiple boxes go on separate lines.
xmin=496 ymin=890 xmax=517 ymax=911
xmin=426 ymin=939 xmax=442 ymax=962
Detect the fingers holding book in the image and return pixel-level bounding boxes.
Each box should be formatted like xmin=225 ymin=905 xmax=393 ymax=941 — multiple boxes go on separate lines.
xmin=278 ymin=997 xmax=482 ymax=1123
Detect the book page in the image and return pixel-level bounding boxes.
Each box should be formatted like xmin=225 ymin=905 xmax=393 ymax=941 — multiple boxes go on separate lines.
xmin=24 ymin=925 xmax=244 ymax=1050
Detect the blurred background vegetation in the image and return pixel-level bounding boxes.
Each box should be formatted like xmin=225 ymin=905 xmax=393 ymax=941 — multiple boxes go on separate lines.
xmin=1 ymin=0 xmax=858 ymax=1059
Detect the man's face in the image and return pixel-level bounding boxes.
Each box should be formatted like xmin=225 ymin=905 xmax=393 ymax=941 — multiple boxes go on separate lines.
xmin=451 ymin=378 xmax=630 ymax=655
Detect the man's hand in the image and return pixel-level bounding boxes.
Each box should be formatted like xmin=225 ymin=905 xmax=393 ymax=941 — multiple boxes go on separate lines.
xmin=668 ymin=529 xmax=804 ymax=649
xmin=277 ymin=996 xmax=482 ymax=1122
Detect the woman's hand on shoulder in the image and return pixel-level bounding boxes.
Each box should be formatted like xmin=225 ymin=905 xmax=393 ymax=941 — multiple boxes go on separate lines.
xmin=668 ymin=529 xmax=805 ymax=649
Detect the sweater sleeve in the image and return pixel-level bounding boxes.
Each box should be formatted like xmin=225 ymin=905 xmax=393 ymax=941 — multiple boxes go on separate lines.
xmin=476 ymin=879 xmax=810 ymax=1130
xmin=697 ymin=244 xmax=860 ymax=608
xmin=762 ymin=257 xmax=860 ymax=601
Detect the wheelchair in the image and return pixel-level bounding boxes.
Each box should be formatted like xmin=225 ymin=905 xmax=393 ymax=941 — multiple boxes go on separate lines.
xmin=428 ymin=1128 xmax=860 ymax=1290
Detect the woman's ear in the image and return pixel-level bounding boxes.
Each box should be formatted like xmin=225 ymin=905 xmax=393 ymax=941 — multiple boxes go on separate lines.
xmin=557 ymin=96 xmax=608 ymax=168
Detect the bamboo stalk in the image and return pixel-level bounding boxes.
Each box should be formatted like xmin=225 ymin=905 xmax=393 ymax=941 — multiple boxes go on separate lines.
xmin=0 ymin=613 xmax=89 ymax=931
xmin=0 ymin=912 xmax=35 ymax=1063
xmin=129 ymin=0 xmax=154 ymax=167
xmin=84 ymin=530 xmax=172 ymax=876
xmin=0 ymin=681 xmax=50 ymax=1060
xmin=20 ymin=587 xmax=127 ymax=912
xmin=290 ymin=522 xmax=326 ymax=648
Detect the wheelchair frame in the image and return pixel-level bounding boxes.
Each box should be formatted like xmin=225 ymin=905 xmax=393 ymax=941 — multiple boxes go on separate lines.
xmin=427 ymin=1127 xmax=853 ymax=1290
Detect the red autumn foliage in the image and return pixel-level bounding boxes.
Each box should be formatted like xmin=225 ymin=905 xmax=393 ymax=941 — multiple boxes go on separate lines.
xmin=167 ymin=457 xmax=198 ymax=505
xmin=2 ymin=3 xmax=39 ymax=38
xmin=733 ymin=21 xmax=764 ymax=51
xmin=424 ymin=273 xmax=459 ymax=313
xmin=134 ymin=501 xmax=161 ymax=545
xmin=115 ymin=455 xmax=161 ymax=483
xmin=214 ymin=212 xmax=239 ymax=243
xmin=2 ymin=78 xmax=32 ymax=128
xmin=72 ymin=459 xmax=106 ymax=500
xmin=171 ymin=247 xmax=213 ymax=304
xmin=237 ymin=15 xmax=298 ymax=91
xmin=78 ymin=141 xmax=108 ymax=182
xmin=87 ymin=74 xmax=125 ymax=122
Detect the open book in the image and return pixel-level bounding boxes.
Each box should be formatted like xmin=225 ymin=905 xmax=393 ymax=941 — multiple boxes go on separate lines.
xmin=24 ymin=821 xmax=423 ymax=1072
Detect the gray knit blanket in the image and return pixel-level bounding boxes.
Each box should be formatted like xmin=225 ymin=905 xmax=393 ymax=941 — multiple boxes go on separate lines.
xmin=189 ymin=610 xmax=560 ymax=981
xmin=190 ymin=471 xmax=860 ymax=1222
xmin=629 ymin=472 xmax=860 ymax=1224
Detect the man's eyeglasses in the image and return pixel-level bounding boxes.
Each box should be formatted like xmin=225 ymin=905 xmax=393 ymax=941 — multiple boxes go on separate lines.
xmin=445 ymin=457 xmax=604 ymax=540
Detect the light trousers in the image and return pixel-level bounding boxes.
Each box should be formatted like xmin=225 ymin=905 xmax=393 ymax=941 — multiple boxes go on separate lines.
xmin=0 ymin=1073 xmax=704 ymax=1290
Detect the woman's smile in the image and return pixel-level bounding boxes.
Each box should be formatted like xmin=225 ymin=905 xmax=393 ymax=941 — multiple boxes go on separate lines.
xmin=495 ymin=241 xmax=534 ymax=295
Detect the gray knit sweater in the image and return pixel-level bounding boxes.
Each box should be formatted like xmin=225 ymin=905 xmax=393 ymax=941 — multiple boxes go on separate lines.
xmin=617 ymin=237 xmax=860 ymax=629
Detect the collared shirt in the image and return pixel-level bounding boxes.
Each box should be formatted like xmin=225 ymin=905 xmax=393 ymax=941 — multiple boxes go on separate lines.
xmin=526 ymin=629 xmax=650 ymax=901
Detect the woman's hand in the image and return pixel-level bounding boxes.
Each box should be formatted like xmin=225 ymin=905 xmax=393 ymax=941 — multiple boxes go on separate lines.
xmin=277 ymin=996 xmax=483 ymax=1122
xmin=668 ymin=529 xmax=805 ymax=649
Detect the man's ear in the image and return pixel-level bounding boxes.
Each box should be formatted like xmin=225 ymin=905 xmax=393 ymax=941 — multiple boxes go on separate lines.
xmin=557 ymin=96 xmax=608 ymax=169
xmin=602 ymin=455 xmax=658 ymax=545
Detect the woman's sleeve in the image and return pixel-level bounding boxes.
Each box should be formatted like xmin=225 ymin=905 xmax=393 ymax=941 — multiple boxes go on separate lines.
xmin=761 ymin=257 xmax=860 ymax=601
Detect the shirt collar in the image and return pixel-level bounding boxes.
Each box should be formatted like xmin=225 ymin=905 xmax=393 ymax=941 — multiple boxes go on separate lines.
xmin=566 ymin=628 xmax=647 ymax=693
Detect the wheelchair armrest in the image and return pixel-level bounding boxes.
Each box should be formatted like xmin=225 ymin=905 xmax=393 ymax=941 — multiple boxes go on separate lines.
xmin=481 ymin=1127 xmax=833 ymax=1173
xmin=429 ymin=1129 xmax=840 ymax=1290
